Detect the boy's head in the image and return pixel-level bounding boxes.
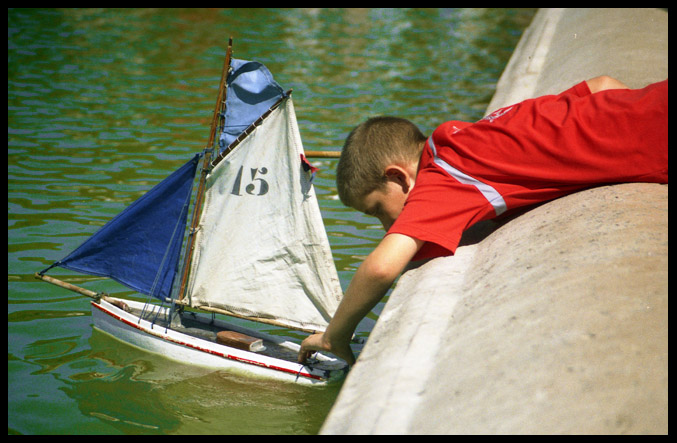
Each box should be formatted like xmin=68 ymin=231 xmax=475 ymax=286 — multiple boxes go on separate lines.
xmin=336 ymin=116 xmax=426 ymax=230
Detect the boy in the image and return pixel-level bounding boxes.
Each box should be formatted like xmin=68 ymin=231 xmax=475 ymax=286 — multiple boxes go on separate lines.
xmin=298 ymin=76 xmax=668 ymax=366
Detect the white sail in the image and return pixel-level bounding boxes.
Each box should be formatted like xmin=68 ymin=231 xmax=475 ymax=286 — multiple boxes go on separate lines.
xmin=185 ymin=97 xmax=343 ymax=332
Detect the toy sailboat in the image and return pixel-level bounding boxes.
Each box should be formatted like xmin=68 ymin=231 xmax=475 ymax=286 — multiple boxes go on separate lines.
xmin=35 ymin=39 xmax=347 ymax=384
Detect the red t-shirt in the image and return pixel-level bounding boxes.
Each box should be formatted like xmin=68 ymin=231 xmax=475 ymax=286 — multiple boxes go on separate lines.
xmin=389 ymin=79 xmax=668 ymax=261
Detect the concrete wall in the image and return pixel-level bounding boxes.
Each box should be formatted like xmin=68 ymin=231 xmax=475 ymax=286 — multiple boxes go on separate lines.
xmin=321 ymin=8 xmax=668 ymax=434
xmin=486 ymin=8 xmax=668 ymax=114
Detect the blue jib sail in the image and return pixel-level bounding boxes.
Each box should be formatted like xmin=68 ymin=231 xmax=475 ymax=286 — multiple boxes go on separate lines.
xmin=43 ymin=60 xmax=285 ymax=302
xmin=219 ymin=58 xmax=285 ymax=151
xmin=47 ymin=154 xmax=200 ymax=301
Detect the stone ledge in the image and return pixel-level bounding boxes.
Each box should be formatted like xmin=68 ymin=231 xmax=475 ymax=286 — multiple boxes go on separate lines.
xmin=321 ymin=8 xmax=668 ymax=434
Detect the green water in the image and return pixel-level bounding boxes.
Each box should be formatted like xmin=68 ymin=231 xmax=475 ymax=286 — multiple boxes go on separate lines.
xmin=8 ymin=8 xmax=535 ymax=434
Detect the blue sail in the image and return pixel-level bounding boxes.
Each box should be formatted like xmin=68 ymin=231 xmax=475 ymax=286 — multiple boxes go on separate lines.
xmin=43 ymin=59 xmax=284 ymax=301
xmin=48 ymin=154 xmax=200 ymax=301
xmin=219 ymin=58 xmax=285 ymax=152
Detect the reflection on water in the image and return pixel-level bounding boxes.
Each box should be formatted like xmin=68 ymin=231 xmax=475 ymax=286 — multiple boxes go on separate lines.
xmin=9 ymin=8 xmax=535 ymax=434
xmin=56 ymin=330 xmax=341 ymax=434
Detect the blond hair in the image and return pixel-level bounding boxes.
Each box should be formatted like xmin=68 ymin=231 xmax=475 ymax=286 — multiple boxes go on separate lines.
xmin=336 ymin=116 xmax=426 ymax=208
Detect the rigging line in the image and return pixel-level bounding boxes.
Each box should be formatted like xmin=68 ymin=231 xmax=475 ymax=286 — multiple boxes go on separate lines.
xmin=37 ymin=261 xmax=59 ymax=276
xmin=139 ymin=168 xmax=196 ymax=326
xmin=149 ymin=162 xmax=196 ymax=300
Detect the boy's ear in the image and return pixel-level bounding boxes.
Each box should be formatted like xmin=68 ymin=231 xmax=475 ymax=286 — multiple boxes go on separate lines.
xmin=384 ymin=165 xmax=412 ymax=193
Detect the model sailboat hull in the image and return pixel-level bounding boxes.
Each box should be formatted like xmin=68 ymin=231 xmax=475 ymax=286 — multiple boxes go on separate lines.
xmin=91 ymin=297 xmax=347 ymax=384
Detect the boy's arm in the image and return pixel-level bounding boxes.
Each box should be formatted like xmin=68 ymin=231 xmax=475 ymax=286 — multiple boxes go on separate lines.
xmin=298 ymin=233 xmax=424 ymax=365
xmin=585 ymin=75 xmax=629 ymax=93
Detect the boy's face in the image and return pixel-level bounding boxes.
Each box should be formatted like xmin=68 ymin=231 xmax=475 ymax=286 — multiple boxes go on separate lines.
xmin=354 ymin=181 xmax=409 ymax=232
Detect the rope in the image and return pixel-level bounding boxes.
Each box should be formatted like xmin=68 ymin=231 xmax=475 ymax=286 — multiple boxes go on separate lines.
xmin=140 ymin=156 xmax=199 ymax=327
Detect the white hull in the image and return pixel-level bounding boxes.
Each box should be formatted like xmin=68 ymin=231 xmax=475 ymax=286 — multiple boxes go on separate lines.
xmin=91 ymin=297 xmax=347 ymax=384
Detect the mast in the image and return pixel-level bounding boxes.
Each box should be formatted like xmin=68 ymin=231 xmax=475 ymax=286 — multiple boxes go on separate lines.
xmin=177 ymin=37 xmax=233 ymax=302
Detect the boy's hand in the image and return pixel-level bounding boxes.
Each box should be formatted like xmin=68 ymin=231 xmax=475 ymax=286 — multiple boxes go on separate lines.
xmin=298 ymin=332 xmax=356 ymax=366
xmin=298 ymin=234 xmax=422 ymax=368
